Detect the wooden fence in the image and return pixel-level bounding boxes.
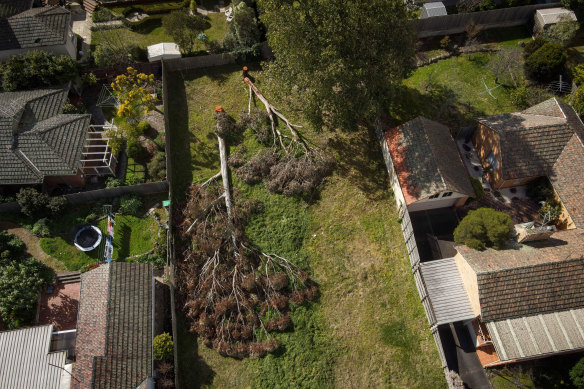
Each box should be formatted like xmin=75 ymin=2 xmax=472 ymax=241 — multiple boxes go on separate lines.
xmin=0 ymin=181 xmax=168 ymax=213
xmin=413 ymin=3 xmax=560 ymax=38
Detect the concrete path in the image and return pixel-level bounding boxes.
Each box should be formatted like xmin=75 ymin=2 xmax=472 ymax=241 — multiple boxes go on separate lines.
xmin=71 ymin=9 xmax=93 ymax=62
xmin=0 ymin=221 xmax=67 ymax=274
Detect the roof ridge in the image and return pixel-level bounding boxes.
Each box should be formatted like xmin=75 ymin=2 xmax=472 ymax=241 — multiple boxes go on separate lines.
xmin=477 ymin=254 xmax=584 ymax=275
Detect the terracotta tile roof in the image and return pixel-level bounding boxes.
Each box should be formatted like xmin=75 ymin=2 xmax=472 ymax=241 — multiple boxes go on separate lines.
xmin=0 ymin=6 xmax=70 ymax=51
xmin=73 ymin=263 xmax=153 ymax=389
xmin=385 ymin=117 xmax=473 ymax=204
xmin=550 ymin=134 xmax=584 ymax=228
xmin=456 ymin=229 xmax=584 ymax=321
xmin=477 ymin=98 xmax=578 ymax=180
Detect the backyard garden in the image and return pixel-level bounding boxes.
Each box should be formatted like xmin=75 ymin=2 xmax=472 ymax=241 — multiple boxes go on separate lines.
xmin=166 ymin=63 xmax=446 ymax=388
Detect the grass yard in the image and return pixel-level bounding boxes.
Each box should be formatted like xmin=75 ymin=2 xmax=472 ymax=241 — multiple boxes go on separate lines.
xmin=126 ymin=157 xmax=147 ymax=183
xmin=393 ymin=53 xmax=519 ymax=131
xmin=38 ymin=203 xmax=159 ymax=271
xmin=167 ymin=64 xmax=446 ymax=388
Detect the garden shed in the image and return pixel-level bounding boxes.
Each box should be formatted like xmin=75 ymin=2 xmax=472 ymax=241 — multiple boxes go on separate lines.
xmin=420 ymin=2 xmax=447 ymax=19
xmin=147 ymin=42 xmax=181 ymax=62
xmin=534 ymin=7 xmax=577 ymax=34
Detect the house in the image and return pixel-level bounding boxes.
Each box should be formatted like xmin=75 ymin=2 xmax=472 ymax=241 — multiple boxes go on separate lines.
xmin=473 ymin=98 xmax=584 ymax=229
xmin=380 ymin=116 xmax=474 ymax=213
xmin=534 ymin=8 xmax=577 ymax=35
xmin=0 ymin=6 xmax=77 ymax=61
xmin=0 ymin=324 xmax=72 ymax=389
xmin=0 ymin=0 xmax=33 ymax=18
xmin=72 ymin=262 xmax=154 ymax=389
xmin=0 ymin=87 xmax=116 ymax=189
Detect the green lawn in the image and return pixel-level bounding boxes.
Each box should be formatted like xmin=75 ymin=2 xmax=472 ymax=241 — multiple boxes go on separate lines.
xmin=167 ymin=65 xmax=446 ymax=388
xmin=126 ymin=157 xmax=147 ymax=183
xmin=92 ymin=12 xmax=229 ymax=53
xmin=393 ymin=53 xmax=519 ymax=131
xmin=40 ymin=208 xmax=159 ymax=271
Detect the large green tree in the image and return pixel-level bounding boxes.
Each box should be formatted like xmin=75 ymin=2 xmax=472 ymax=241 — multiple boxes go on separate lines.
xmin=454 ymin=208 xmax=512 ymax=251
xmin=0 ymin=51 xmax=77 ymax=91
xmin=258 ymin=0 xmax=416 ymax=131
xmin=162 ymin=9 xmax=209 ymax=54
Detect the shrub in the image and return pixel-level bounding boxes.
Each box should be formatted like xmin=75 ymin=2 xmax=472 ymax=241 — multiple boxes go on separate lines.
xmin=47 ymin=196 xmax=67 ymax=216
xmin=81 ymin=72 xmax=98 ymax=87
xmin=542 ymin=16 xmax=579 ymax=47
xmin=32 ymin=218 xmax=50 ymax=238
xmin=524 ymin=42 xmax=567 ymax=82
xmin=125 ymin=175 xmax=144 ymax=185
xmin=118 ymin=194 xmax=143 ymax=215
xmin=127 ymin=139 xmax=149 ymax=162
xmin=470 ymin=177 xmax=484 ymax=201
xmin=0 ymin=51 xmax=77 ymax=92
xmin=106 ymin=177 xmax=124 ymax=188
xmin=0 ymin=232 xmax=26 ymax=261
xmin=454 ymin=208 xmax=512 ymax=250
xmin=523 ymin=36 xmax=547 ymax=57
xmin=16 ymin=188 xmax=48 ymax=217
xmin=136 ymin=121 xmax=151 ymax=135
xmin=509 ymin=84 xmax=531 ymax=109
xmin=539 ymin=199 xmax=563 ymax=223
xmin=440 ymin=36 xmax=451 ymax=51
xmin=153 ymin=332 xmax=174 ymax=361
xmin=147 ymin=153 xmax=167 ymax=181
xmin=92 ymin=7 xmax=116 ymax=23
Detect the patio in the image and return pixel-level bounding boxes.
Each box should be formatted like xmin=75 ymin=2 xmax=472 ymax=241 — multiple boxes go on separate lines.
xmin=38 ymin=282 xmax=80 ymax=331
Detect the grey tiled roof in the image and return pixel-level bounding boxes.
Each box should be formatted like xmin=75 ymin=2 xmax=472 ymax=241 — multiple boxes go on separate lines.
xmin=0 ymin=87 xmax=90 ymax=185
xmin=385 ymin=116 xmax=474 ymax=204
xmin=92 ymin=263 xmax=153 ymax=389
xmin=0 ymin=0 xmax=32 ymax=18
xmin=477 ymin=98 xmax=578 ymax=180
xmin=456 ymin=229 xmax=584 ymax=321
xmin=0 ymin=6 xmax=70 ymax=51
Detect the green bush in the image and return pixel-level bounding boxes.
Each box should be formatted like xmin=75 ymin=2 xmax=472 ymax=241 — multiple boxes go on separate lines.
xmin=106 ymin=177 xmax=124 ymax=188
xmin=136 ymin=121 xmax=151 ymax=135
xmin=47 ymin=196 xmax=67 ymax=216
xmin=153 ymin=332 xmax=174 ymax=361
xmin=454 ymin=208 xmax=512 ymax=251
xmin=147 ymin=152 xmax=167 ymax=181
xmin=523 ymin=36 xmax=547 ymax=57
xmin=440 ymin=36 xmax=451 ymax=51
xmin=127 ymin=139 xmax=149 ymax=162
xmin=470 ymin=177 xmax=484 ymax=201
xmin=92 ymin=7 xmax=116 ymax=22
xmin=572 ymin=357 xmax=584 ymax=389
xmin=32 ymin=218 xmax=50 ymax=238
xmin=119 ymin=194 xmax=143 ymax=215
xmin=525 ymin=42 xmax=567 ymax=82
xmin=0 ymin=51 xmax=78 ymax=92
xmin=0 ymin=232 xmax=26 ymax=262
xmin=16 ymin=188 xmax=48 ymax=217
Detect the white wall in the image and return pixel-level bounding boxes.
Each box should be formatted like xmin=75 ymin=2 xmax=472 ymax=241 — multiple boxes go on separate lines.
xmin=407 ymin=192 xmax=467 ymax=212
xmin=379 ymin=135 xmax=406 ymax=213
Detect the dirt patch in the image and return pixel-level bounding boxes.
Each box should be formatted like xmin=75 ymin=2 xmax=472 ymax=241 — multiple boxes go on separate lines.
xmin=0 ymin=221 xmax=67 ymax=273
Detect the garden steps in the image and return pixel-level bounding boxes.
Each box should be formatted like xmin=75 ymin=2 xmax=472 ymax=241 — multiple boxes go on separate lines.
xmin=83 ymin=0 xmax=98 ymax=14
xmin=56 ymin=272 xmax=81 ymax=284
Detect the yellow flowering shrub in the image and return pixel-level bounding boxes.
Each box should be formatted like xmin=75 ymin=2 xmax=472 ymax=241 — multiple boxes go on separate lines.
xmin=111 ymin=67 xmax=156 ymax=120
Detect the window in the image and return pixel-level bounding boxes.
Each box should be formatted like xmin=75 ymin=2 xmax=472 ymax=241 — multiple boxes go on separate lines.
xmin=429 ymin=193 xmax=440 ymax=199
xmin=486 ymin=151 xmax=498 ymax=170
xmin=442 ymin=192 xmax=453 ymax=197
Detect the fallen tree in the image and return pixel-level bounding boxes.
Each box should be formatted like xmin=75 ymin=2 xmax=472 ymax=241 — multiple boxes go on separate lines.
xmin=177 ymin=107 xmax=317 ymax=358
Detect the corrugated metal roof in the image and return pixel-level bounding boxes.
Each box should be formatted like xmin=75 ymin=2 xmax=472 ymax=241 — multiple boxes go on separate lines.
xmin=487 ymin=308 xmax=584 ymax=362
xmin=420 ymin=2 xmax=447 ymax=19
xmin=0 ymin=325 xmax=67 ymax=389
xmin=420 ymin=257 xmax=476 ymax=325
xmin=537 ymin=7 xmax=577 ymax=25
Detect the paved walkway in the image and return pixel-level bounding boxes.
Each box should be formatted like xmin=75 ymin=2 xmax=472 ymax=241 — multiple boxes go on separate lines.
xmin=38 ymin=282 xmax=80 ymax=331
xmin=0 ymin=221 xmax=67 ymax=273
xmin=71 ymin=9 xmax=93 ymax=62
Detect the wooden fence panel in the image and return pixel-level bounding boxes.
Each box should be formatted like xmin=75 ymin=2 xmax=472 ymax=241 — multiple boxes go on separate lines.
xmin=413 ymin=3 xmax=560 ymax=37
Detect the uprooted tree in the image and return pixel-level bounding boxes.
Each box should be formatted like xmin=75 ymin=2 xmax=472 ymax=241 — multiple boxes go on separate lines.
xmin=177 ymin=106 xmax=318 ymax=358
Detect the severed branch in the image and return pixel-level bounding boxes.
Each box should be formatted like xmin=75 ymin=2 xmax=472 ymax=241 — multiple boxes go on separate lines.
xmin=243 ymin=76 xmax=310 ymax=154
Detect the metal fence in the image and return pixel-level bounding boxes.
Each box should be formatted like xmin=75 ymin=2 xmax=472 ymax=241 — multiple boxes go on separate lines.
xmin=413 ymin=3 xmax=560 ymax=38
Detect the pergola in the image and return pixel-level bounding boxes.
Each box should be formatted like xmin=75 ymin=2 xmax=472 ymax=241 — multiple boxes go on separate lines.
xmin=81 ymin=122 xmax=118 ymax=176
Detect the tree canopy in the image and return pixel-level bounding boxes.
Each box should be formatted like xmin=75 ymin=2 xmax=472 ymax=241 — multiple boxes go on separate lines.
xmin=162 ymin=9 xmax=209 ymax=53
xmin=0 ymin=51 xmax=77 ymax=92
xmin=258 ymin=0 xmax=416 ymax=131
xmin=454 ymin=208 xmax=512 ymax=251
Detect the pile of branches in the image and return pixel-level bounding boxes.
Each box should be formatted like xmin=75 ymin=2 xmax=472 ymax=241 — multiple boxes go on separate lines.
xmin=176 ymin=184 xmax=318 ymax=358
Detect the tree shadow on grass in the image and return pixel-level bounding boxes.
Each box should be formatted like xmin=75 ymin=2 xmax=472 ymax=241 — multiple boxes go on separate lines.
xmin=176 ymin=311 xmax=215 ymax=389
xmin=116 ymin=222 xmax=131 ymax=259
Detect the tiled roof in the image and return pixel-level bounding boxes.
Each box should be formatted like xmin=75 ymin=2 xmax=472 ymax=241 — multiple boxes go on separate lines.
xmin=0 ymin=6 xmax=70 ymax=51
xmin=0 ymin=0 xmax=32 ymax=18
xmin=477 ymin=98 xmax=577 ymax=180
xmin=456 ymin=229 xmax=584 ymax=321
xmin=550 ymin=134 xmax=584 ymax=228
xmin=385 ymin=117 xmax=474 ymax=204
xmin=74 ymin=263 xmax=153 ymax=389
xmin=0 ymin=87 xmax=90 ymax=185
